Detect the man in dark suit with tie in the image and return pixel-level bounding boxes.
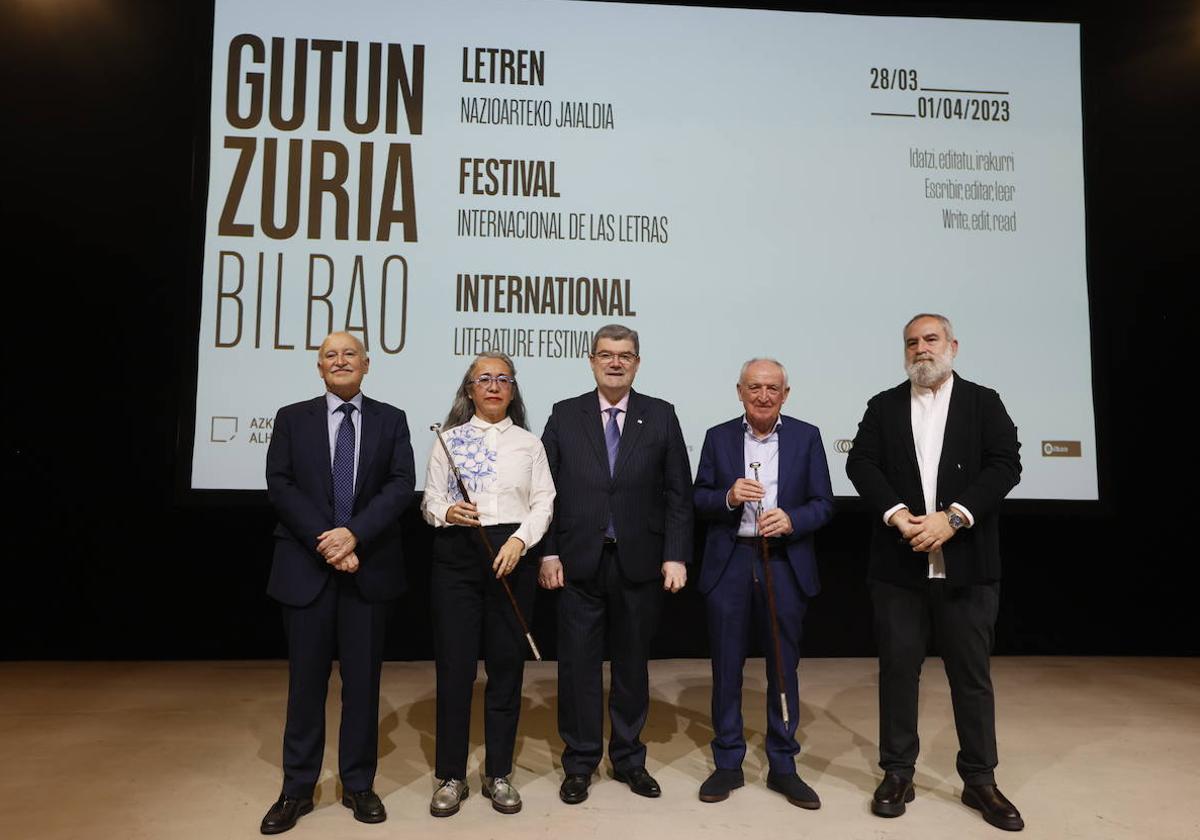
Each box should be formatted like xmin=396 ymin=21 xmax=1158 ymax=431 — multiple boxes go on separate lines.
xmin=692 ymin=358 xmax=834 ymax=808
xmin=538 ymin=323 xmax=693 ymax=804
xmin=259 ymin=331 xmax=415 ymax=834
xmin=846 ymin=314 xmax=1023 ymax=832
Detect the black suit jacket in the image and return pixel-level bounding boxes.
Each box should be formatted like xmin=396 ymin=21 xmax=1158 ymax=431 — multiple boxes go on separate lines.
xmin=265 ymin=395 xmax=415 ymax=606
xmin=845 ymin=373 xmax=1020 ymax=587
xmin=542 ymin=389 xmax=693 ymax=584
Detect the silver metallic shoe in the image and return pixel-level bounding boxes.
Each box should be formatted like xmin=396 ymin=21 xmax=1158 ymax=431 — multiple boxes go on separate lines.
xmin=482 ymin=775 xmax=522 ymax=814
xmin=430 ymin=778 xmax=468 ymax=817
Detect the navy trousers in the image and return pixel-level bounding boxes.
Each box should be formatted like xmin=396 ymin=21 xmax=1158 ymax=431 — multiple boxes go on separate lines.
xmin=706 ymin=541 xmax=808 ymax=774
xmin=280 ymin=573 xmax=391 ymax=797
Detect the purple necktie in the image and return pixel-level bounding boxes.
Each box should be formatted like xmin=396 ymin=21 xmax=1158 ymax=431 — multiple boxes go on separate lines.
xmin=332 ymin=403 xmax=356 ymax=526
xmin=605 ymin=407 xmax=621 ymax=474
xmin=605 ymin=407 xmax=621 ymax=538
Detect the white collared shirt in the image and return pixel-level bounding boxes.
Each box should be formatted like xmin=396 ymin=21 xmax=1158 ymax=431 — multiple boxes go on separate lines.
xmin=421 ymin=415 xmax=556 ymax=554
xmin=735 ymin=415 xmax=782 ymax=537
xmin=325 ymin=391 xmax=364 ymax=491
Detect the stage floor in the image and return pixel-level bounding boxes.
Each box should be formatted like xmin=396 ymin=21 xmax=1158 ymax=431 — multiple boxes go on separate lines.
xmin=1 ymin=657 xmax=1196 ymax=839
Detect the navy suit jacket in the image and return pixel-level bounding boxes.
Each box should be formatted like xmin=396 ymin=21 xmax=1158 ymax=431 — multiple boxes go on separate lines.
xmin=845 ymin=373 xmax=1021 ymax=587
xmin=693 ymin=415 xmax=835 ymax=597
xmin=542 ymin=389 xmax=693 ymax=584
xmin=265 ymin=394 xmax=415 ymax=607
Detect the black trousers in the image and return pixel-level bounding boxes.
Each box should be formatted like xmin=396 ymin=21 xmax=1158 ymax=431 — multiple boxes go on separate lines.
xmin=871 ymin=578 xmax=1000 ymax=786
xmin=281 ymin=572 xmax=391 ymax=798
xmin=558 ymin=543 xmax=663 ymax=775
xmin=431 ymin=524 xmax=536 ymax=780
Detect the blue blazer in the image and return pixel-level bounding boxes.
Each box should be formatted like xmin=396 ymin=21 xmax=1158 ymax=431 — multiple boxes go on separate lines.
xmin=265 ymin=395 xmax=415 ymax=607
xmin=693 ymin=415 xmax=834 ymax=597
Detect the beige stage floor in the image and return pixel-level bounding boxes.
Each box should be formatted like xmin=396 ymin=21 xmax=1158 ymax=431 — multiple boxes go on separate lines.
xmin=1 ymin=657 xmax=1197 ymax=839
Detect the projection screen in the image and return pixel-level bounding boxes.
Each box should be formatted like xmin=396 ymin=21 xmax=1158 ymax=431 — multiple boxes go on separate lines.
xmin=191 ymin=0 xmax=1096 ymax=499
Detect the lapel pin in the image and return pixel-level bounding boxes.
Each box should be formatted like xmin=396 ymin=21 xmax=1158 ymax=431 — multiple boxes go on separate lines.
xmin=637 ymin=418 xmax=643 ymax=424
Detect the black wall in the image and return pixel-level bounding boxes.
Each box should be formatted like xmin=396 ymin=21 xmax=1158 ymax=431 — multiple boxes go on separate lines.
xmin=3 ymin=1 xmax=1195 ymax=660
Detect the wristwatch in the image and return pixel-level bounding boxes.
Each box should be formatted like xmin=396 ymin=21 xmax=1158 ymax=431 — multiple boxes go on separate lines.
xmin=947 ymin=509 xmax=966 ymax=530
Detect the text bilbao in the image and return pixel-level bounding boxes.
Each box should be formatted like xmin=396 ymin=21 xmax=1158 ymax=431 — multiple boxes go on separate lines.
xmin=212 ymin=36 xmax=423 ymax=355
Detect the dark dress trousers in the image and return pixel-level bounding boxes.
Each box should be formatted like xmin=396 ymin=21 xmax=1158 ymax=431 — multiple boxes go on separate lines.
xmin=693 ymin=416 xmax=834 ymax=773
xmin=542 ymin=389 xmax=693 ymax=774
xmin=430 ymin=523 xmax=537 ymax=781
xmin=265 ymin=395 xmax=415 ymax=797
xmin=845 ymin=373 xmax=1020 ymax=785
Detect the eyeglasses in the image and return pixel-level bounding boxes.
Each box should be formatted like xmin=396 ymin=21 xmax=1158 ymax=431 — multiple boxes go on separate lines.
xmin=591 ymin=351 xmax=639 ymax=365
xmin=470 ymin=374 xmax=516 ymax=388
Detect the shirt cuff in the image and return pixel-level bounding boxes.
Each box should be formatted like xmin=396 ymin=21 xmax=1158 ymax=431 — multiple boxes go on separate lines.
xmin=883 ymin=503 xmax=908 ymax=527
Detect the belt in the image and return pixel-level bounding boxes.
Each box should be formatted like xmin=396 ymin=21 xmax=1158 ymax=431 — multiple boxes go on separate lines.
xmin=736 ymin=536 xmax=784 ymax=553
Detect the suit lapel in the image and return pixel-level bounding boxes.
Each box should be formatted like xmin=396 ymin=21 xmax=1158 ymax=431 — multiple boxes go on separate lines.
xmin=579 ymin=391 xmax=609 ymax=474
xmin=777 ymin=416 xmax=796 ymax=499
xmin=894 ymin=384 xmax=920 ymax=478
xmin=355 ymin=396 xmax=381 ymax=500
xmin=306 ymin=396 xmax=334 ymax=504
xmin=937 ymin=373 xmax=967 ymax=494
xmin=612 ymin=390 xmax=647 ymax=478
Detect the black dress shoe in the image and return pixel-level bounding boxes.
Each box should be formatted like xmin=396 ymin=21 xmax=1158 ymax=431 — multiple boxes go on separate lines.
xmin=962 ymin=784 xmax=1024 ymax=831
xmin=559 ymin=774 xmax=590 ymax=805
xmin=766 ymin=771 xmax=820 ymax=809
xmin=612 ymin=766 xmax=661 ymax=798
xmin=260 ymin=794 xmax=313 ymax=835
xmin=699 ymin=768 xmax=744 ymax=802
xmin=342 ymin=789 xmax=387 ymax=824
xmin=872 ymin=772 xmax=915 ymax=817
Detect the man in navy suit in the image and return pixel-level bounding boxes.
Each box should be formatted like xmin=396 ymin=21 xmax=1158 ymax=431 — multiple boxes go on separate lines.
xmin=846 ymin=314 xmax=1023 ymax=832
xmin=260 ymin=331 xmax=415 ymax=834
xmin=538 ymin=323 xmax=693 ymax=804
xmin=692 ymin=358 xmax=834 ymax=808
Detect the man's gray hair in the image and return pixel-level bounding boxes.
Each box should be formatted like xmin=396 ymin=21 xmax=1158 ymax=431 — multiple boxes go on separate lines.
xmin=317 ymin=331 xmax=367 ymax=356
xmin=903 ymin=313 xmax=955 ymax=342
xmin=738 ymin=357 xmax=789 ymax=386
xmin=590 ymin=323 xmax=640 ymax=355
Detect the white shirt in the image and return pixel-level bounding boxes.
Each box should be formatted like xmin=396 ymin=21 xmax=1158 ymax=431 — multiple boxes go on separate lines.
xmin=733 ymin=416 xmax=782 ymax=537
xmin=421 ymin=415 xmax=556 ymax=554
xmin=325 ymin=391 xmax=363 ymax=491
xmin=882 ymin=376 xmax=974 ymax=578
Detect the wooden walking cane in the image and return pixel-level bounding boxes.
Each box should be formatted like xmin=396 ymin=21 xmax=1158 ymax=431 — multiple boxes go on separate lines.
xmin=431 ymin=424 xmax=542 ymax=661
xmin=749 ymin=461 xmax=789 ymax=725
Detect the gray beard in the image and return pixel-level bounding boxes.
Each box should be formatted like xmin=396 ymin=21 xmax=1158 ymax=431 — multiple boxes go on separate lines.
xmin=906 ymin=353 xmax=953 ymax=388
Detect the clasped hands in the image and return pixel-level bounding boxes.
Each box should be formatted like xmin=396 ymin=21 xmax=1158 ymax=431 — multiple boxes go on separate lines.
xmin=727 ymin=478 xmax=793 ymax=538
xmin=889 ymin=508 xmax=957 ymax=553
xmin=447 ymin=501 xmax=525 ymax=579
xmin=316 ymin=526 xmax=359 ymax=573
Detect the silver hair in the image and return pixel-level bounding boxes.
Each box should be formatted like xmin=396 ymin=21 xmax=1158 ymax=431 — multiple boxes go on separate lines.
xmin=442 ymin=351 xmax=529 ymax=430
xmin=903 ymin=313 xmax=955 ymax=342
xmin=316 ymin=331 xmax=367 ymax=356
xmin=590 ymin=323 xmax=640 ymax=356
xmin=738 ymin=357 xmax=788 ymax=387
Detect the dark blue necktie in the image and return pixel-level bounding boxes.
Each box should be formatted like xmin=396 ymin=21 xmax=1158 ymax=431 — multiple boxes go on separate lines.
xmin=332 ymin=403 xmax=356 ymax=526
xmin=605 ymin=407 xmax=621 ymax=538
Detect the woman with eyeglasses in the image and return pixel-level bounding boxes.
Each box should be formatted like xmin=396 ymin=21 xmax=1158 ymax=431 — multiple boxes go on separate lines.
xmin=420 ymin=351 xmax=555 ymax=817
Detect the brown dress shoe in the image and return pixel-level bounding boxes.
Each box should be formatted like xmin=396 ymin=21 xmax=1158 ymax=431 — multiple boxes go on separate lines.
xmin=962 ymin=784 xmax=1024 ymax=831
xmin=871 ymin=772 xmax=915 ymax=817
